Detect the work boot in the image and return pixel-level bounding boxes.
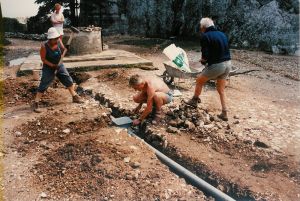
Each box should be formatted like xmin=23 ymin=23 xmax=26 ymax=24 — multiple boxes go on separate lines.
xmin=185 ymin=97 xmax=201 ymax=108
xmin=72 ymin=95 xmax=84 ymax=103
xmin=32 ymin=102 xmax=42 ymax=113
xmin=217 ymin=110 xmax=228 ymax=121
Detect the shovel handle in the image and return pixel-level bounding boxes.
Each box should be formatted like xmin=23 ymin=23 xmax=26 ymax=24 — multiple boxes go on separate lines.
xmin=57 ymin=32 xmax=74 ymax=66
xmin=55 ymin=32 xmax=75 ymax=74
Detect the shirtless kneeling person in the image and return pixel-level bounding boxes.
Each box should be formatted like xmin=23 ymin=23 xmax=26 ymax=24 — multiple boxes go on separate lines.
xmin=129 ymin=74 xmax=173 ymax=125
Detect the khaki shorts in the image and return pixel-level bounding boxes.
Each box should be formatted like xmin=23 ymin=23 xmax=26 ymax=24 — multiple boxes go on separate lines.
xmin=201 ymin=60 xmax=232 ymax=80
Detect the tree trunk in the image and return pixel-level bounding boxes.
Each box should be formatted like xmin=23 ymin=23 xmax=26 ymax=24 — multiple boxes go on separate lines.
xmin=69 ymin=0 xmax=77 ymax=26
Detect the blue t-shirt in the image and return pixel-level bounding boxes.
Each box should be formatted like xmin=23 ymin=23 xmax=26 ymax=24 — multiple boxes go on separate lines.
xmin=201 ymin=26 xmax=231 ymax=66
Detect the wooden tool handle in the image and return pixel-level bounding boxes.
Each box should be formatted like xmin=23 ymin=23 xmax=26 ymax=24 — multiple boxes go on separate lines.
xmin=57 ymin=32 xmax=74 ymax=66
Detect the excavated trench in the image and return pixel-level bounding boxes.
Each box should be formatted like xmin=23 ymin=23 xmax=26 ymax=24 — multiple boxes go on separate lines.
xmin=75 ymin=89 xmax=258 ymax=200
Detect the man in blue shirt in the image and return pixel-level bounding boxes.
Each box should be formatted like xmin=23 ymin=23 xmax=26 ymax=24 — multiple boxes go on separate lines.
xmin=186 ymin=18 xmax=231 ymax=121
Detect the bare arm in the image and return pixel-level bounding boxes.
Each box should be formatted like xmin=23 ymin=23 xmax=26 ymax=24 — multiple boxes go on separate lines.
xmin=50 ymin=13 xmax=64 ymax=24
xmin=58 ymin=38 xmax=66 ymax=52
xmin=50 ymin=14 xmax=57 ymax=24
xmin=60 ymin=14 xmax=65 ymax=23
xmin=56 ymin=13 xmax=65 ymax=23
xmin=133 ymin=103 xmax=143 ymax=113
xmin=40 ymin=44 xmax=57 ymax=69
xmin=138 ymin=84 xmax=155 ymax=121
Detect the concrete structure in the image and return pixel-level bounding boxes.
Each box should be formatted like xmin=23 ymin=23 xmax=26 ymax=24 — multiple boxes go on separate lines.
xmin=19 ymin=50 xmax=153 ymax=75
xmin=63 ymin=27 xmax=103 ymax=56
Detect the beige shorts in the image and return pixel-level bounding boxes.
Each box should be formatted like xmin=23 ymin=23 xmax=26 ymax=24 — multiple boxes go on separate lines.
xmin=201 ymin=60 xmax=232 ymax=80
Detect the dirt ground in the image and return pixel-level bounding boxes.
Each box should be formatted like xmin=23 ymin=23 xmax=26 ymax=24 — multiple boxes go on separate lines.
xmin=2 ymin=39 xmax=207 ymax=201
xmin=2 ymin=37 xmax=300 ymax=200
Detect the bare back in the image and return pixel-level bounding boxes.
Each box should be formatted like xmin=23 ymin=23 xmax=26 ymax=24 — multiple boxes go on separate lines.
xmin=143 ymin=76 xmax=170 ymax=94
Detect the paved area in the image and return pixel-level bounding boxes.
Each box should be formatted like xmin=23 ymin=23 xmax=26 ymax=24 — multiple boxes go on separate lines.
xmin=19 ymin=50 xmax=153 ymax=74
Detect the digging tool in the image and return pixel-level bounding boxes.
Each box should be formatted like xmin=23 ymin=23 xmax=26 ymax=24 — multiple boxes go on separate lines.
xmin=55 ymin=26 xmax=80 ymax=73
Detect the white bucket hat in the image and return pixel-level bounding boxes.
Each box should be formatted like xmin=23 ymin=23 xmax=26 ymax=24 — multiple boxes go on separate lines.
xmin=47 ymin=27 xmax=60 ymax=39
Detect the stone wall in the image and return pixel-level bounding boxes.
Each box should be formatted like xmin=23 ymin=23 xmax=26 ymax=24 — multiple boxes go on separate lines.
xmin=79 ymin=0 xmax=299 ymax=54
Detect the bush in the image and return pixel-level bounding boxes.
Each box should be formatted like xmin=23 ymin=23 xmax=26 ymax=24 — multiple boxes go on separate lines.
xmin=3 ymin=17 xmax=26 ymax=33
xmin=27 ymin=15 xmax=51 ymax=34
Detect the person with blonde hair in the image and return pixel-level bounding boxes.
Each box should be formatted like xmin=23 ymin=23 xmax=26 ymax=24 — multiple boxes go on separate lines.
xmin=129 ymin=74 xmax=173 ymax=125
xmin=185 ymin=17 xmax=231 ymax=121
xmin=50 ymin=3 xmax=64 ymax=40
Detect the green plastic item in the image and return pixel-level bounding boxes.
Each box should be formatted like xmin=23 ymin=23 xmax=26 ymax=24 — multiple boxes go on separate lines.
xmin=172 ymin=53 xmax=185 ymax=68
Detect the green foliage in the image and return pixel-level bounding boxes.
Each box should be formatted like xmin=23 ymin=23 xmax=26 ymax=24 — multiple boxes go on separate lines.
xmin=3 ymin=18 xmax=27 ymax=33
xmin=27 ymin=15 xmax=51 ymax=34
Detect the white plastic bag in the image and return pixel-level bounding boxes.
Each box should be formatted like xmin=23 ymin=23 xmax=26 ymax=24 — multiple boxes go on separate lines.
xmin=163 ymin=44 xmax=191 ymax=72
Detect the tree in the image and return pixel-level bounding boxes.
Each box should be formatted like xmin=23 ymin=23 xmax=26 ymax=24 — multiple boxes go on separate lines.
xmin=3 ymin=18 xmax=27 ymax=33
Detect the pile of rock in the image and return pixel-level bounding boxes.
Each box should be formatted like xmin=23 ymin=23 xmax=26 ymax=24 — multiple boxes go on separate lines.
xmin=135 ymin=104 xmax=234 ymax=149
xmin=78 ymin=26 xmax=102 ymax=32
xmin=5 ymin=32 xmax=47 ymax=41
xmin=165 ymin=104 xmax=228 ymax=135
xmin=95 ymin=93 xmax=133 ymax=117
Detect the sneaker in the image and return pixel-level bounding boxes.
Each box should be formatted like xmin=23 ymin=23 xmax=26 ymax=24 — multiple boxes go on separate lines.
xmin=32 ymin=102 xmax=42 ymax=113
xmin=217 ymin=110 xmax=228 ymax=121
xmin=184 ymin=97 xmax=201 ymax=108
xmin=72 ymin=95 xmax=84 ymax=103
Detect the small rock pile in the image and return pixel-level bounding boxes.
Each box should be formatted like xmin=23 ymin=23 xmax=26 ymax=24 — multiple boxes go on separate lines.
xmin=78 ymin=26 xmax=102 ymax=32
xmin=69 ymin=72 xmax=92 ymax=85
xmin=165 ymin=104 xmax=228 ymax=135
xmin=95 ymin=93 xmax=133 ymax=117
xmin=5 ymin=32 xmax=47 ymax=41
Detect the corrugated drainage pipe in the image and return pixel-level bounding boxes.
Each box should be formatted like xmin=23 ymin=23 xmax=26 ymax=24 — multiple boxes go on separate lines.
xmin=127 ymin=128 xmax=236 ymax=201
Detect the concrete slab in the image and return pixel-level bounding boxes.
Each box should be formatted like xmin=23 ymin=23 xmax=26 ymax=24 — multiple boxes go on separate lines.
xmin=19 ymin=50 xmax=153 ymax=74
xmin=19 ymin=54 xmax=41 ymax=73
xmin=63 ymin=55 xmax=116 ymax=62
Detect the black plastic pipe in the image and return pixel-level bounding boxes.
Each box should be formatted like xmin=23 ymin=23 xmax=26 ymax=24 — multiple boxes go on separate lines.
xmin=127 ymin=128 xmax=235 ymax=201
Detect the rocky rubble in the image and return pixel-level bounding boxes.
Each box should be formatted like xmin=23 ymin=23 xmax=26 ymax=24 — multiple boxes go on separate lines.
xmin=14 ymin=113 xmax=110 ymax=155
xmin=165 ymin=104 xmax=226 ymax=134
xmin=77 ymin=26 xmax=102 ymax=32
xmin=69 ymin=72 xmax=92 ymax=85
xmin=87 ymin=84 xmax=274 ymax=157
xmin=5 ymin=32 xmax=47 ymax=41
xmin=4 ymin=27 xmax=101 ymax=41
xmin=3 ymin=77 xmax=50 ymax=106
xmin=93 ymin=90 xmax=228 ymax=148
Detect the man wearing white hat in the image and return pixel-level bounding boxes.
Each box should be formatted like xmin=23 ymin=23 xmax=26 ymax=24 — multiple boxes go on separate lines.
xmin=50 ymin=3 xmax=64 ymax=40
xmin=32 ymin=27 xmax=83 ymax=113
